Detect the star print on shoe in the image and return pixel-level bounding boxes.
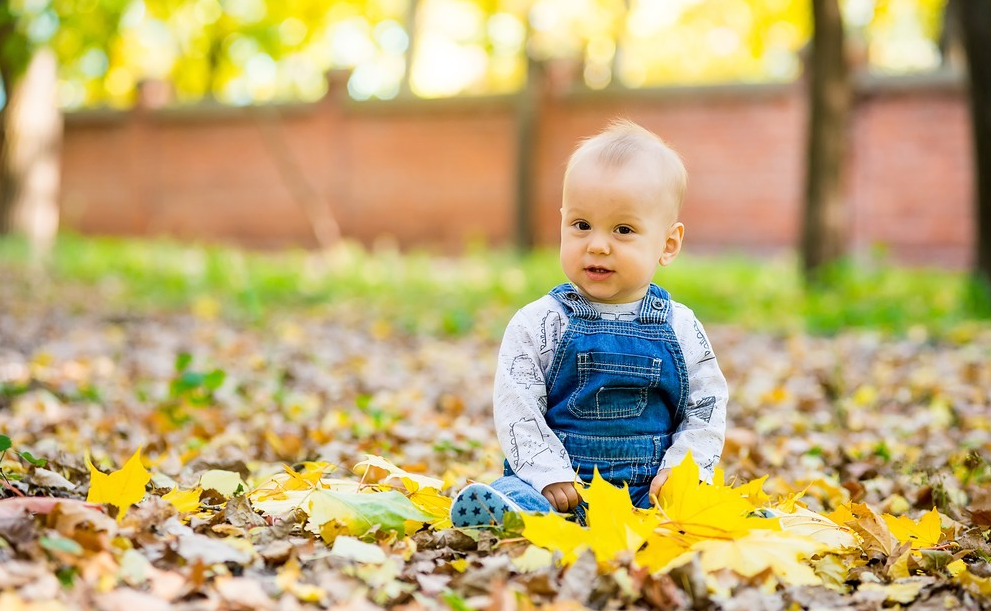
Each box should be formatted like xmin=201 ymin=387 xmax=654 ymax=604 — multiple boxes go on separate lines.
xmin=450 ymin=483 xmax=520 ymax=528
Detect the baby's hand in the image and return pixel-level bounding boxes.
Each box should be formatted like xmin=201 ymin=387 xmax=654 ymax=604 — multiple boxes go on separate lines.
xmin=541 ymin=481 xmax=582 ymax=512
xmin=649 ymin=468 xmax=672 ymax=504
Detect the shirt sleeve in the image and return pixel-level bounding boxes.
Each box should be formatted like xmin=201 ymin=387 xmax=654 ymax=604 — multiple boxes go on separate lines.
xmin=661 ymin=305 xmax=728 ymax=483
xmin=492 ymin=301 xmax=577 ymax=493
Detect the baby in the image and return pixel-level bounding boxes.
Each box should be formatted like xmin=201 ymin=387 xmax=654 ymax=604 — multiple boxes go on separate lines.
xmin=452 ymin=119 xmax=727 ymax=526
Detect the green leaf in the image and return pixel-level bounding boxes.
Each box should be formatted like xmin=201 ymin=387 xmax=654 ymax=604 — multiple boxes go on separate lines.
xmin=17 ymin=451 xmax=46 ymax=467
xmin=0 ymin=434 xmax=11 ymax=453
xmin=175 ymin=352 xmax=193 ymax=372
xmin=203 ymin=369 xmax=226 ymax=390
xmin=41 ymin=535 xmax=84 ymax=556
xmin=55 ymin=567 xmax=78 ymax=587
xmin=179 ymin=371 xmax=205 ymax=389
xmin=308 ymin=489 xmax=434 ymax=537
xmin=441 ymin=589 xmax=474 ymax=611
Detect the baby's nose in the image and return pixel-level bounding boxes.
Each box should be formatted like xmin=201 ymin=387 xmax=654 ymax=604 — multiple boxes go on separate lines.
xmin=587 ymin=234 xmax=611 ymax=253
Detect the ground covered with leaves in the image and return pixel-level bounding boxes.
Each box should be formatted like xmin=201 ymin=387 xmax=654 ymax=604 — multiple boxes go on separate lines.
xmin=2 ymin=268 xmax=991 ymax=611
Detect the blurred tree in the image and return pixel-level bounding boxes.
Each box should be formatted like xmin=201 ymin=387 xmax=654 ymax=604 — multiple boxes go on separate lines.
xmin=9 ymin=0 xmax=945 ymax=106
xmin=137 ymin=0 xmax=341 ymax=103
xmin=1 ymin=0 xmax=130 ymax=252
xmin=801 ymin=0 xmax=851 ymax=283
xmin=957 ymin=0 xmax=991 ymax=297
xmin=0 ymin=2 xmax=34 ymax=238
xmin=0 ymin=49 xmax=60 ymax=255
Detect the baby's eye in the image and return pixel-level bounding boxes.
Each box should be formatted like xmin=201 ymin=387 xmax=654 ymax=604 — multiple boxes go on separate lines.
xmin=615 ymin=225 xmax=634 ymax=235
xmin=574 ymin=221 xmax=591 ymax=231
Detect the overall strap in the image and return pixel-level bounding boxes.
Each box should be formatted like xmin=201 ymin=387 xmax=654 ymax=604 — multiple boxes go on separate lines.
xmin=548 ymin=283 xmax=599 ymax=320
xmin=549 ymin=283 xmax=671 ymax=324
xmin=637 ymin=284 xmax=671 ymax=324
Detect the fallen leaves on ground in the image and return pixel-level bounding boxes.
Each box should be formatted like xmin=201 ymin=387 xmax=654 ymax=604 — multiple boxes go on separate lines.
xmin=1 ymin=276 xmax=990 ymax=610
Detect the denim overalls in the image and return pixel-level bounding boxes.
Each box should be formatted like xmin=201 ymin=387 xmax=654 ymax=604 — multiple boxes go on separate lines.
xmin=491 ymin=282 xmax=689 ymax=516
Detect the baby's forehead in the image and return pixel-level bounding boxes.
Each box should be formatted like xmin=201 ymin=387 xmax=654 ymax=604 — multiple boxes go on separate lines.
xmin=571 ymin=141 xmax=678 ymax=176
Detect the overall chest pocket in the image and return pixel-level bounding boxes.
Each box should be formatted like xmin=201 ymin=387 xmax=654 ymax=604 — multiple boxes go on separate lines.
xmin=569 ymin=352 xmax=663 ymax=419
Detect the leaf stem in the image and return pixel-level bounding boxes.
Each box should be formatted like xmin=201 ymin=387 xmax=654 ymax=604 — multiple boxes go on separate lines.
xmin=1 ymin=472 xmax=25 ymax=497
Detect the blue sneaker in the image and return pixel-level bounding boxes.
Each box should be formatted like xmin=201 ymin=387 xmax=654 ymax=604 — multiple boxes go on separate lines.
xmin=450 ymin=483 xmax=521 ymax=528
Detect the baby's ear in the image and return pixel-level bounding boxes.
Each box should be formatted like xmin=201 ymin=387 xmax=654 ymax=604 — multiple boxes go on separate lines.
xmin=659 ymin=222 xmax=684 ymax=267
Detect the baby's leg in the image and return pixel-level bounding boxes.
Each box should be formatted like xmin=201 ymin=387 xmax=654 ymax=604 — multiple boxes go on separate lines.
xmin=450 ymin=475 xmax=553 ymax=528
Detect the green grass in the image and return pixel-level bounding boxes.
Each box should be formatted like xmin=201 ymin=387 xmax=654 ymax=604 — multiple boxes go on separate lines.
xmin=1 ymin=233 xmax=988 ymax=338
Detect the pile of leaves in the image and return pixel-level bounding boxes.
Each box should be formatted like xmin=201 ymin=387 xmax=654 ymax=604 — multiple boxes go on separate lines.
xmin=1 ymin=277 xmax=990 ymax=609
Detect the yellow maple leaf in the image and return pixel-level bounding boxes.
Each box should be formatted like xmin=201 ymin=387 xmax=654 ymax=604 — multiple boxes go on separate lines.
xmin=523 ymin=455 xmax=779 ymax=570
xmin=408 ymin=487 xmax=453 ymax=528
xmin=772 ymin=505 xmax=859 ymax=550
xmin=512 ymin=545 xmax=555 ymax=573
xmin=162 ymin=486 xmax=203 ymax=513
xmin=199 ymin=470 xmax=244 ymax=498
xmin=634 ymin=455 xmax=783 ymax=573
xmin=887 ymin=547 xmax=913 ymax=579
xmin=814 ymin=553 xmax=852 ymax=592
xmin=582 ymin=470 xmax=659 ymax=561
xmin=693 ymin=529 xmax=825 ymax=586
xmin=947 ymin=559 xmax=967 ymax=577
xmin=734 ymin=474 xmax=772 ymax=506
xmin=655 ymin=452 xmax=777 ymax=542
xmin=958 ymin=569 xmax=991 ymax=597
xmin=824 ymin=503 xmax=857 ymax=528
xmin=521 ymin=511 xmax=591 ymax=564
xmin=281 ymin=462 xmax=333 ymax=491
xmin=635 ymin=529 xmax=694 ymax=573
xmin=883 ymin=507 xmax=943 ymax=549
xmin=522 ymin=471 xmax=669 ymax=567
xmin=354 ymin=454 xmax=444 ymax=491
xmin=86 ymin=448 xmax=151 ymax=522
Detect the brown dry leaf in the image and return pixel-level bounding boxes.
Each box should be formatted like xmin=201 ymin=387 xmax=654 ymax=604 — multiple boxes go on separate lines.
xmin=966 ymin=488 xmax=991 ymax=527
xmin=215 ymin=576 xmax=277 ymax=611
xmin=0 ymin=497 xmax=103 ymax=519
xmin=94 ymin=588 xmax=172 ymax=611
xmin=845 ymin=503 xmax=900 ymax=560
xmin=557 ymin=550 xmax=598 ymax=603
xmin=175 ymin=532 xmax=252 ymax=566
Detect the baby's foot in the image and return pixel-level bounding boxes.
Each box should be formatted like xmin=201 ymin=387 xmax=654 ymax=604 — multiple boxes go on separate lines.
xmin=450 ymin=483 xmax=520 ymax=528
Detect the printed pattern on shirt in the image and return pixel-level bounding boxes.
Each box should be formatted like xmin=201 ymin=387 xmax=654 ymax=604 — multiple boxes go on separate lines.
xmin=693 ymin=319 xmax=715 ymax=363
xmin=509 ymin=353 xmax=541 ymax=388
xmin=509 ymin=417 xmax=552 ymax=470
xmin=539 ymin=311 xmax=564 ymax=355
xmin=688 ymin=395 xmax=717 ymax=423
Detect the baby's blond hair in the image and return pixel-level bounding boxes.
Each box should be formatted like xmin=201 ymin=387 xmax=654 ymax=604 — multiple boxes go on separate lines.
xmin=565 ymin=118 xmax=688 ymax=213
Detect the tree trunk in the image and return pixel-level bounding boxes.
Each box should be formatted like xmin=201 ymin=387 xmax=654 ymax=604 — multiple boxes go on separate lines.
xmin=400 ymin=0 xmax=419 ymax=97
xmin=0 ymin=49 xmax=62 ymax=257
xmin=513 ymin=55 xmax=542 ymax=251
xmin=801 ymin=0 xmax=852 ymax=282
xmin=939 ymin=0 xmax=966 ymax=69
xmin=958 ymin=0 xmax=991 ymax=294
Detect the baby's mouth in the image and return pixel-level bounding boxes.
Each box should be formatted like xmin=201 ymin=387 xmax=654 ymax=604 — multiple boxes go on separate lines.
xmin=584 ymin=266 xmax=614 ymax=279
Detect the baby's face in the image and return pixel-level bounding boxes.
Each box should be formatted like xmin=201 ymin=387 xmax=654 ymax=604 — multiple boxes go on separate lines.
xmin=560 ymin=157 xmax=682 ymax=304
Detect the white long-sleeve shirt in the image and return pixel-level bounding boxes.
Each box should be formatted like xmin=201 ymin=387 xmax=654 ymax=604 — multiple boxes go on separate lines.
xmin=493 ymin=293 xmax=728 ymax=493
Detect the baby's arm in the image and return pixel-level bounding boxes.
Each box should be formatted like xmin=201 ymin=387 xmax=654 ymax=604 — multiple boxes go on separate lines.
xmin=661 ymin=307 xmax=728 ymax=483
xmin=493 ymin=305 xmax=578 ymax=505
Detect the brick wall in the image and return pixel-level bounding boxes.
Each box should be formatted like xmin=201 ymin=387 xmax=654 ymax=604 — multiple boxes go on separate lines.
xmin=61 ymin=68 xmax=973 ymax=266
